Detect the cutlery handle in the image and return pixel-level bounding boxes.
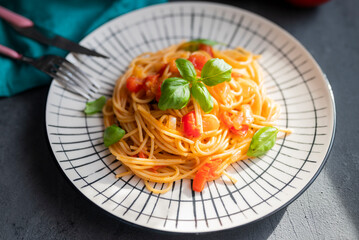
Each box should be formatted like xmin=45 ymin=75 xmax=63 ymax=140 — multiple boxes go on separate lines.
xmin=0 ymin=44 xmax=22 ymax=60
xmin=0 ymin=6 xmax=33 ymax=28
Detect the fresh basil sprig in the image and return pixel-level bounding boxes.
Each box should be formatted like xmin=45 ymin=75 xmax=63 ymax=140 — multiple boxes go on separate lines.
xmin=84 ymin=96 xmax=106 ymax=115
xmin=191 ymin=82 xmax=213 ymax=113
xmin=104 ymin=124 xmax=126 ymax=147
xmin=187 ymin=39 xmax=224 ymax=46
xmin=247 ymin=127 xmax=279 ymax=157
xmin=158 ymin=78 xmax=191 ymax=111
xmin=175 ymin=58 xmax=196 ymax=82
xmin=158 ymin=58 xmax=232 ymax=113
xmin=201 ymin=59 xmax=232 ymax=86
xmin=181 ymin=39 xmax=225 ymax=52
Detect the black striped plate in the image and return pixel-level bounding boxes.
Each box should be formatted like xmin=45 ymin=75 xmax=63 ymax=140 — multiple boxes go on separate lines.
xmin=45 ymin=2 xmax=335 ymax=233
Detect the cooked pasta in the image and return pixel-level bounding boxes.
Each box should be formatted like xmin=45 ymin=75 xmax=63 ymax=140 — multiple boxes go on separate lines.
xmin=102 ymin=41 xmax=289 ymax=194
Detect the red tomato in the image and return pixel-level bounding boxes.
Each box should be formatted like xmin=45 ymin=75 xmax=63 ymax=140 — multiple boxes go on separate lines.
xmin=156 ymin=64 xmax=167 ymax=101
xmin=198 ymin=44 xmax=214 ymax=57
xmin=169 ymin=59 xmax=180 ymax=74
xmin=143 ymin=74 xmax=159 ymax=96
xmin=221 ymin=111 xmax=241 ymax=128
xmin=142 ymin=65 xmax=167 ymax=100
xmin=155 ymin=80 xmax=162 ymax=102
xmin=193 ymin=170 xmax=207 ymax=192
xmin=207 ymin=158 xmax=221 ymax=179
xmin=287 ymin=0 xmax=330 ymax=7
xmin=182 ymin=111 xmax=201 ymax=138
xmin=143 ymin=73 xmax=165 ymax=102
xmin=150 ymin=165 xmax=162 ymax=173
xmin=188 ymin=52 xmax=210 ymax=71
xmin=126 ymin=76 xmax=143 ymax=93
xmin=221 ymin=111 xmax=249 ymax=137
xmin=193 ymin=158 xmax=221 ymax=192
xmin=230 ymin=124 xmax=249 ymax=136
xmin=138 ymin=152 xmax=147 ymax=158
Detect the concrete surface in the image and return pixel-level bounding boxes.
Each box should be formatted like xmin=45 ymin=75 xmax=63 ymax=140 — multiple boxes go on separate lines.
xmin=0 ymin=0 xmax=358 ymax=239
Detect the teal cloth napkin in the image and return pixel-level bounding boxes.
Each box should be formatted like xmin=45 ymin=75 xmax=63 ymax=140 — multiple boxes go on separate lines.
xmin=0 ymin=0 xmax=166 ymax=97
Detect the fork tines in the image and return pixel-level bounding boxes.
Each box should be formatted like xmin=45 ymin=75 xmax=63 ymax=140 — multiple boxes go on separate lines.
xmin=51 ymin=56 xmax=100 ymax=99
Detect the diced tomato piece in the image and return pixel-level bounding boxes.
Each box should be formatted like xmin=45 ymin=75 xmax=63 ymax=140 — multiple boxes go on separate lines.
xmin=221 ymin=111 xmax=238 ymax=128
xmin=155 ymin=80 xmax=163 ymax=102
xmin=232 ymin=113 xmax=244 ymax=130
xmin=230 ymin=124 xmax=249 ymax=136
xmin=143 ymin=73 xmax=164 ymax=101
xmin=143 ymin=74 xmax=159 ymax=96
xmin=193 ymin=158 xmax=221 ymax=192
xmin=138 ymin=152 xmax=147 ymax=158
xmin=153 ymin=64 xmax=167 ymax=101
xmin=150 ymin=165 xmax=163 ymax=173
xmin=221 ymin=111 xmax=249 ymax=137
xmin=126 ymin=76 xmax=144 ymax=93
xmin=193 ymin=171 xmax=207 ymax=192
xmin=188 ymin=52 xmax=210 ymax=71
xmin=152 ymin=165 xmax=161 ymax=170
xmin=169 ymin=59 xmax=180 ymax=74
xmin=182 ymin=111 xmax=201 ymax=138
xmin=207 ymin=158 xmax=221 ymax=179
xmin=198 ymin=44 xmax=214 ymax=57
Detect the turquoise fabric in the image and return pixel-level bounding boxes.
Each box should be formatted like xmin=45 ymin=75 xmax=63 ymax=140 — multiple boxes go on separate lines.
xmin=0 ymin=0 xmax=166 ymax=97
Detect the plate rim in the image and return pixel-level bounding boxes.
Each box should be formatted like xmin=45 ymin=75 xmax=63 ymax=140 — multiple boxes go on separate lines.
xmin=45 ymin=1 xmax=337 ymax=233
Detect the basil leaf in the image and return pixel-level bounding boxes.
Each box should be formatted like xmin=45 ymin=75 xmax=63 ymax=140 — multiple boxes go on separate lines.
xmin=158 ymin=77 xmax=191 ymax=111
xmin=201 ymin=58 xmax=232 ymax=86
xmin=191 ymin=82 xmax=213 ymax=113
xmin=175 ymin=58 xmax=196 ymax=82
xmin=187 ymin=39 xmax=224 ymax=46
xmin=247 ymin=127 xmax=279 ymax=157
xmin=181 ymin=39 xmax=224 ymax=52
xmin=84 ymin=96 xmax=106 ymax=115
xmin=103 ymin=124 xmax=126 ymax=147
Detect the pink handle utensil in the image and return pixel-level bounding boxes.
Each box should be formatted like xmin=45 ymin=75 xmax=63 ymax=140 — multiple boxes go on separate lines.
xmin=0 ymin=44 xmax=23 ymax=60
xmin=0 ymin=6 xmax=33 ymax=28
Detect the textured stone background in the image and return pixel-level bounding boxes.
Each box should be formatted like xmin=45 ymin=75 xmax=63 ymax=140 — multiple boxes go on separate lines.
xmin=0 ymin=0 xmax=358 ymax=239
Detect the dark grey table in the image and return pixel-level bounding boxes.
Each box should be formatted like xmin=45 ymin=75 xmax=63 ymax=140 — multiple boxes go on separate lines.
xmin=1 ymin=0 xmax=358 ymax=239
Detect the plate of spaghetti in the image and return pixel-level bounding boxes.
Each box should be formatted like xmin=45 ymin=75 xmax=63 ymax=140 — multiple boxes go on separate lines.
xmin=46 ymin=2 xmax=335 ymax=233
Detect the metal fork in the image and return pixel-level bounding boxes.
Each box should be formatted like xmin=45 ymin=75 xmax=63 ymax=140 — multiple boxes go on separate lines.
xmin=0 ymin=44 xmax=99 ymax=99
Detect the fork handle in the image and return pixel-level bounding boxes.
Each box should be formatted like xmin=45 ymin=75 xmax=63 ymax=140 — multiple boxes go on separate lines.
xmin=0 ymin=44 xmax=23 ymax=60
xmin=0 ymin=6 xmax=34 ymax=28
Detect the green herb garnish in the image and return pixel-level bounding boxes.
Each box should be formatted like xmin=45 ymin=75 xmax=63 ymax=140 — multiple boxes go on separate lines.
xmin=187 ymin=39 xmax=224 ymax=46
xmin=181 ymin=39 xmax=224 ymax=51
xmin=174 ymin=58 xmax=197 ymax=82
xmin=247 ymin=127 xmax=279 ymax=157
xmin=84 ymin=96 xmax=106 ymax=115
xmin=191 ymin=82 xmax=213 ymax=113
xmin=201 ymin=59 xmax=232 ymax=86
xmin=103 ymin=124 xmax=126 ymax=147
xmin=158 ymin=58 xmax=232 ymax=113
xmin=158 ymin=77 xmax=191 ymax=111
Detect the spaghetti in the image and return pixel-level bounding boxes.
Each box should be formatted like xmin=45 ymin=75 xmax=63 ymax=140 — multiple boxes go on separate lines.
xmin=103 ymin=41 xmax=289 ymax=194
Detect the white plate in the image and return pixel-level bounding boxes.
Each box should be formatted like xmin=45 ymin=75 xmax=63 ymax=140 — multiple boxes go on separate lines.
xmin=45 ymin=2 xmax=335 ymax=233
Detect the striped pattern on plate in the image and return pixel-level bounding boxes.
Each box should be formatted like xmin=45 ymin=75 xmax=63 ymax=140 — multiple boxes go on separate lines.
xmin=45 ymin=2 xmax=335 ymax=233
